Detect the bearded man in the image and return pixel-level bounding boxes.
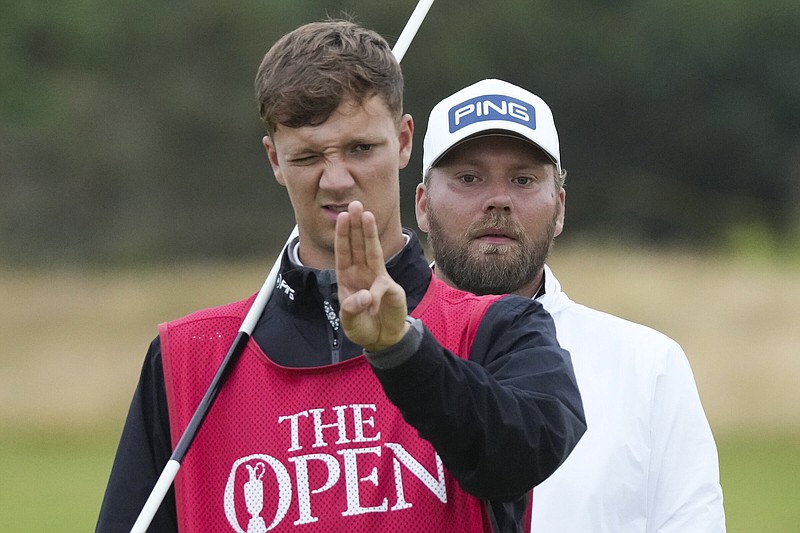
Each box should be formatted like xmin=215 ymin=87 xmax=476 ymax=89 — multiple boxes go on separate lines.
xmin=415 ymin=79 xmax=725 ymax=533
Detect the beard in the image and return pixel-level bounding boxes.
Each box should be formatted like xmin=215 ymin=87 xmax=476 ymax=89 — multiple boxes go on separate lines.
xmin=427 ymin=205 xmax=558 ymax=296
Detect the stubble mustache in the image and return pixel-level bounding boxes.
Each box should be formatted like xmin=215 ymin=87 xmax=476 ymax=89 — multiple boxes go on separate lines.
xmin=465 ymin=213 xmax=527 ymax=254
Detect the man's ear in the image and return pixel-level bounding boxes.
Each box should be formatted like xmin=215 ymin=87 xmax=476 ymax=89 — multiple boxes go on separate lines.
xmin=415 ymin=182 xmax=429 ymax=233
xmin=398 ymin=114 xmax=414 ymax=170
xmin=554 ymin=187 xmax=566 ymax=237
xmin=263 ymin=135 xmax=285 ymax=186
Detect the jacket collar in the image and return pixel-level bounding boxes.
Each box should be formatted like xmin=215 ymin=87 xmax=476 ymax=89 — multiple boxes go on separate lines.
xmin=536 ymin=264 xmax=574 ymax=314
xmin=273 ymin=229 xmax=432 ymax=315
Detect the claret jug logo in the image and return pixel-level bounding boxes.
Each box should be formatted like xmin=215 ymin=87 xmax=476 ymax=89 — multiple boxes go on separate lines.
xmin=223 ymin=404 xmax=448 ymax=531
xmin=448 ymin=94 xmax=536 ymax=133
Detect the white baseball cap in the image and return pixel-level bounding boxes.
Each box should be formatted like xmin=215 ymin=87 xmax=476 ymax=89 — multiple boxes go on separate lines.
xmin=422 ymin=78 xmax=561 ymax=177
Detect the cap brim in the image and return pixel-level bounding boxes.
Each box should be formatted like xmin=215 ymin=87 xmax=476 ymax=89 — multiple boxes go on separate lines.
xmin=429 ymin=130 xmax=559 ymax=172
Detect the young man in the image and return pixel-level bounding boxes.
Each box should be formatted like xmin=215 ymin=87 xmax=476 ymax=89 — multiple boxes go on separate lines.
xmin=416 ymin=78 xmax=726 ymax=532
xmin=96 ymin=25 xmax=585 ymax=533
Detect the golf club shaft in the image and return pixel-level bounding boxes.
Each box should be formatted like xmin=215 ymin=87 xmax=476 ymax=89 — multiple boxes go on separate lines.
xmin=392 ymin=0 xmax=435 ymax=63
xmin=129 ymin=3 xmax=434 ymax=532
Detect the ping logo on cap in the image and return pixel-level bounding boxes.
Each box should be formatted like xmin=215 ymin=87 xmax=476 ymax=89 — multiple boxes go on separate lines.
xmin=448 ymin=94 xmax=536 ymax=133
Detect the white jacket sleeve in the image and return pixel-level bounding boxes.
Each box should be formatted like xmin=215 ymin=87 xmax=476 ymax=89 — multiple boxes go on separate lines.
xmin=647 ymin=342 xmax=726 ymax=532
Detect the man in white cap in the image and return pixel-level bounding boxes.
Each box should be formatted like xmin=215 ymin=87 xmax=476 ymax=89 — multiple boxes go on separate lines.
xmin=415 ymin=79 xmax=726 ymax=532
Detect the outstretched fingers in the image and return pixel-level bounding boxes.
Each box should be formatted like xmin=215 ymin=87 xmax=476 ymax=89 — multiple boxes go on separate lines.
xmin=336 ymin=201 xmax=387 ymax=276
xmin=334 ymin=201 xmax=409 ymax=351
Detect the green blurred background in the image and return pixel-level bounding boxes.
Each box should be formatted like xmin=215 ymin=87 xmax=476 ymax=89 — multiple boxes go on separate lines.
xmin=2 ymin=0 xmax=799 ymax=531
xmin=3 ymin=0 xmax=800 ymax=265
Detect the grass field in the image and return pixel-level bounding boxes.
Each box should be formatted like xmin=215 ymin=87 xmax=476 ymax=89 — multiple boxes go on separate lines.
xmin=0 ymin=427 xmax=798 ymax=532
xmin=2 ymin=244 xmax=799 ymax=531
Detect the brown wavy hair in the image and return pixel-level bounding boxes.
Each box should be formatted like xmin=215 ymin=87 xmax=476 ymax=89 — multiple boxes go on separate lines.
xmin=255 ymin=20 xmax=404 ymax=135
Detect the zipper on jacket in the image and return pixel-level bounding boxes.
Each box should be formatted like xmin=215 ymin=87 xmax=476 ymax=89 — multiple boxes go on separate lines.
xmin=323 ymin=299 xmax=341 ymax=364
xmin=329 ymin=327 xmax=341 ymax=364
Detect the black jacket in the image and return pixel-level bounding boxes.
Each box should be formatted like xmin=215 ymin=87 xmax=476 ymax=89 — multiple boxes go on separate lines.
xmin=96 ymin=231 xmax=585 ymax=532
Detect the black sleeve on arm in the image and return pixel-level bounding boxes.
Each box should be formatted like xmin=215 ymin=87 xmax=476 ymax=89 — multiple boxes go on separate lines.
xmin=95 ymin=337 xmax=178 ymax=533
xmin=371 ymin=295 xmax=586 ymax=502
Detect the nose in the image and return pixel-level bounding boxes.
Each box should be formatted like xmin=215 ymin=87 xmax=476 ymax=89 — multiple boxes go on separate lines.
xmin=482 ymin=181 xmax=512 ymax=213
xmin=319 ymin=160 xmax=355 ymax=191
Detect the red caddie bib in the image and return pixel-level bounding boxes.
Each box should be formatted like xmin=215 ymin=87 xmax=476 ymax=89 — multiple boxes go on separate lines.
xmin=161 ymin=275 xmax=501 ymax=532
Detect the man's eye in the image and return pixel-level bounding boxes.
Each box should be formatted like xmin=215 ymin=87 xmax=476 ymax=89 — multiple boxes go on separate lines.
xmin=513 ymin=176 xmax=533 ymax=186
xmin=290 ymin=155 xmax=318 ymax=165
xmin=460 ymin=174 xmax=477 ymax=183
xmin=354 ymin=144 xmax=373 ymax=153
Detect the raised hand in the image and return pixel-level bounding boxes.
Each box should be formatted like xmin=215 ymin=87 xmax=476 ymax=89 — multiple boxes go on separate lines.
xmin=335 ymin=201 xmax=409 ymax=352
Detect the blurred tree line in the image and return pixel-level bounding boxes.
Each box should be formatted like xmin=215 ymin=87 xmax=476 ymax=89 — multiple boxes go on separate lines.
xmin=1 ymin=0 xmax=799 ymax=266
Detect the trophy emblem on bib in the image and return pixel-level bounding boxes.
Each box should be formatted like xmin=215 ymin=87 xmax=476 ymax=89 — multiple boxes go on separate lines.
xmin=244 ymin=462 xmax=267 ymax=533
